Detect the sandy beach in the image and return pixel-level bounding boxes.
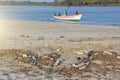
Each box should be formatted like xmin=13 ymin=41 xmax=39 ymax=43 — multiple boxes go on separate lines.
xmin=0 ymin=19 xmax=120 ymax=79
xmin=0 ymin=19 xmax=120 ymax=50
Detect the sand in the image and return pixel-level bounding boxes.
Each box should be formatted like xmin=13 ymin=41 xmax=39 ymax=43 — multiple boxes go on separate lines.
xmin=0 ymin=19 xmax=120 ymax=50
xmin=0 ymin=19 xmax=120 ymax=79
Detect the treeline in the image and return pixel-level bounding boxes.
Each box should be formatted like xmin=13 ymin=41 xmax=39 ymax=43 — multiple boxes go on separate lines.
xmin=0 ymin=0 xmax=120 ymax=6
xmin=0 ymin=1 xmax=53 ymax=6
xmin=54 ymin=0 xmax=120 ymax=6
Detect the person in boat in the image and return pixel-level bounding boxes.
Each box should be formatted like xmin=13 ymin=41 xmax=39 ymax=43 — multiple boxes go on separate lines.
xmin=65 ymin=9 xmax=68 ymax=16
xmin=76 ymin=10 xmax=78 ymax=15
xmin=54 ymin=12 xmax=56 ymax=16
xmin=58 ymin=12 xmax=61 ymax=16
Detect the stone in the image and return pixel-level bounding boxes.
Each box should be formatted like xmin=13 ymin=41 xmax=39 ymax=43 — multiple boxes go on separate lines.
xmin=94 ymin=53 xmax=99 ymax=56
xmin=48 ymin=52 xmax=61 ymax=60
xmin=17 ymin=61 xmax=24 ymax=65
xmin=32 ymin=56 xmax=37 ymax=61
xmin=41 ymin=56 xmax=50 ymax=60
xmin=56 ymin=49 xmax=60 ymax=52
xmin=38 ymin=36 xmax=44 ymax=40
xmin=79 ymin=66 xmax=86 ymax=69
xmin=93 ymin=60 xmax=102 ymax=65
xmin=103 ymin=51 xmax=112 ymax=55
xmin=13 ymin=56 xmax=18 ymax=60
xmin=117 ymin=55 xmax=120 ymax=59
xmin=59 ymin=36 xmax=64 ymax=38
xmin=22 ymin=54 xmax=28 ymax=58
xmin=76 ymin=51 xmax=84 ymax=55
xmin=54 ymin=60 xmax=60 ymax=66
xmin=88 ymin=50 xmax=94 ymax=57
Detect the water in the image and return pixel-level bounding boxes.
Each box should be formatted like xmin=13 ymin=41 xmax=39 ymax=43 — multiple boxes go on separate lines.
xmin=0 ymin=6 xmax=120 ymax=26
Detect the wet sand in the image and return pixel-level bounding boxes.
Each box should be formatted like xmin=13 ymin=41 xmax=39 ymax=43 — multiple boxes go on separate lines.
xmin=0 ymin=19 xmax=120 ymax=79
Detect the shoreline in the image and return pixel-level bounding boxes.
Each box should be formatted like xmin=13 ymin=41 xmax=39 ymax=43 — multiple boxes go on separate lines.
xmin=0 ymin=18 xmax=120 ymax=27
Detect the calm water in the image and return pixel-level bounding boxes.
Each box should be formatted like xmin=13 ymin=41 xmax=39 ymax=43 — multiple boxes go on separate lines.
xmin=0 ymin=6 xmax=120 ymax=26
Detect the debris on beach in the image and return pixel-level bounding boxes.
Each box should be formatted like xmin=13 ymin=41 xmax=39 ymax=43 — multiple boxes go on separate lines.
xmin=20 ymin=34 xmax=30 ymax=38
xmin=0 ymin=49 xmax=120 ymax=79
xmin=54 ymin=50 xmax=120 ymax=79
xmin=37 ymin=36 xmax=45 ymax=40
xmin=10 ymin=49 xmax=62 ymax=68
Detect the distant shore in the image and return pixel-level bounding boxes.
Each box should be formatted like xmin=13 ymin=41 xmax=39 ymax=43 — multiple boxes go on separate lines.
xmin=0 ymin=1 xmax=120 ymax=6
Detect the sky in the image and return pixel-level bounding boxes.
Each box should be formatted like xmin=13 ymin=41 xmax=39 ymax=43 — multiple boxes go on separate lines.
xmin=1 ymin=0 xmax=54 ymax=2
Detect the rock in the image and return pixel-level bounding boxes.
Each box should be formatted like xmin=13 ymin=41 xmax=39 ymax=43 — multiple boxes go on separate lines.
xmin=94 ymin=53 xmax=99 ymax=56
xmin=79 ymin=66 xmax=86 ymax=70
xmin=22 ymin=54 xmax=28 ymax=58
xmin=48 ymin=52 xmax=61 ymax=60
xmin=32 ymin=56 xmax=37 ymax=61
xmin=13 ymin=56 xmax=18 ymax=60
xmin=20 ymin=34 xmax=25 ymax=37
xmin=41 ymin=56 xmax=50 ymax=60
xmin=77 ymin=57 xmax=81 ymax=60
xmin=56 ymin=49 xmax=60 ymax=52
xmin=28 ymin=55 xmax=32 ymax=58
xmin=54 ymin=60 xmax=60 ymax=66
xmin=103 ymin=51 xmax=112 ymax=55
xmin=17 ymin=61 xmax=24 ymax=65
xmin=93 ymin=60 xmax=102 ymax=65
xmin=76 ymin=51 xmax=84 ymax=55
xmin=38 ymin=36 xmax=44 ymax=40
xmin=88 ymin=50 xmax=94 ymax=57
xmin=59 ymin=36 xmax=64 ymax=38
xmin=117 ymin=55 xmax=120 ymax=59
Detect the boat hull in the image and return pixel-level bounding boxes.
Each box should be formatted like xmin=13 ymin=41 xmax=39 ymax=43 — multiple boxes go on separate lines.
xmin=53 ymin=14 xmax=82 ymax=21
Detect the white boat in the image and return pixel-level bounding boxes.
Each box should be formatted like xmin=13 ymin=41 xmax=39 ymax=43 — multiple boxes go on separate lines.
xmin=53 ymin=13 xmax=82 ymax=21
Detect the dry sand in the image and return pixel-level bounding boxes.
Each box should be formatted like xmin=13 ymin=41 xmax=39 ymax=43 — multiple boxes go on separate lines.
xmin=0 ymin=19 xmax=120 ymax=79
xmin=0 ymin=19 xmax=120 ymax=51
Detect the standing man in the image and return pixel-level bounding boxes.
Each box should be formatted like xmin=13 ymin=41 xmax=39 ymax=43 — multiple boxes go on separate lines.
xmin=65 ymin=9 xmax=68 ymax=16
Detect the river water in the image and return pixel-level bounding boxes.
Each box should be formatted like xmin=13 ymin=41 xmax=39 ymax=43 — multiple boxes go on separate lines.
xmin=0 ymin=6 xmax=120 ymax=26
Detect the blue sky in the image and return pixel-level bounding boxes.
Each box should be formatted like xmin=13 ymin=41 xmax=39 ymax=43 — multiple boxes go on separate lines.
xmin=1 ymin=0 xmax=54 ymax=2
